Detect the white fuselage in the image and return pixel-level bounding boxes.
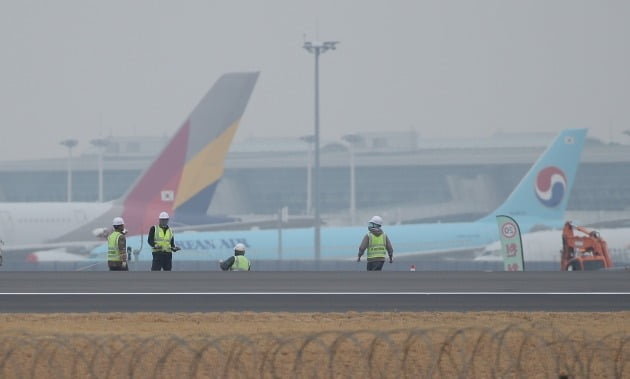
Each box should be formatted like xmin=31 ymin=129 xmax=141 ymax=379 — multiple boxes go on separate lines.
xmin=0 ymin=202 xmax=113 ymax=247
xmin=475 ymin=228 xmax=630 ymax=263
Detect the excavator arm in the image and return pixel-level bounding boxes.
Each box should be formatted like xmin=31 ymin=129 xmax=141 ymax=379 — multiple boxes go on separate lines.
xmin=561 ymin=222 xmax=613 ymax=271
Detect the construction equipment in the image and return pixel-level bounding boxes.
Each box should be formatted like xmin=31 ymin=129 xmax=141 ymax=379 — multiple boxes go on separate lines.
xmin=561 ymin=221 xmax=613 ymax=271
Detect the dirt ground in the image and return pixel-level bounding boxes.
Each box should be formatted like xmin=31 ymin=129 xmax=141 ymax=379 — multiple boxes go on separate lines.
xmin=0 ymin=312 xmax=628 ymax=378
xmin=0 ymin=311 xmax=628 ymax=337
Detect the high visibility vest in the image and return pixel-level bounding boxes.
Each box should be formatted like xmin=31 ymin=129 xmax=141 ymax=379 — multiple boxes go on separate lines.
xmin=367 ymin=232 xmax=387 ymax=260
xmin=152 ymin=226 xmax=173 ymax=253
xmin=107 ymin=231 xmax=122 ymax=262
xmin=230 ymin=255 xmax=251 ymax=271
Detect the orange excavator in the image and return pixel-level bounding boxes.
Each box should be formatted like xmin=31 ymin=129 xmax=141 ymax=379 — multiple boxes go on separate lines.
xmin=561 ymin=221 xmax=613 ymax=271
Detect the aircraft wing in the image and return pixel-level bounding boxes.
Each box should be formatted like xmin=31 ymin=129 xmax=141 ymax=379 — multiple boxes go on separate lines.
xmin=394 ymin=246 xmax=486 ymax=260
xmin=3 ymin=240 xmax=103 ymax=255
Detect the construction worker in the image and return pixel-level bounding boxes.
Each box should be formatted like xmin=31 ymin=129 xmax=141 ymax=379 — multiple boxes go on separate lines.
xmin=357 ymin=216 xmax=394 ymax=271
xmin=220 ymin=243 xmax=251 ymax=271
xmin=107 ymin=217 xmax=128 ymax=271
xmin=148 ymin=211 xmax=180 ymax=271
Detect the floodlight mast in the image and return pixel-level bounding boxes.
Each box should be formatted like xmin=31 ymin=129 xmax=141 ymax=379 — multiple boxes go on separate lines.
xmin=342 ymin=134 xmax=362 ymax=226
xmin=90 ymin=138 xmax=109 ymax=202
xmin=59 ymin=139 xmax=78 ymax=202
xmin=303 ymin=40 xmax=339 ymax=261
xmin=299 ymin=135 xmax=315 ymax=216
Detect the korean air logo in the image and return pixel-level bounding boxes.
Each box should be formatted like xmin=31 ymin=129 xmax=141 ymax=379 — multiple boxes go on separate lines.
xmin=535 ymin=167 xmax=567 ymax=208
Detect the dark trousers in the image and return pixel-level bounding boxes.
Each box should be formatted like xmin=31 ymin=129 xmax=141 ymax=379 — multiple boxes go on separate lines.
xmin=151 ymin=252 xmax=173 ymax=271
xmin=108 ymin=262 xmax=128 ymax=271
xmin=367 ymin=261 xmax=385 ymax=271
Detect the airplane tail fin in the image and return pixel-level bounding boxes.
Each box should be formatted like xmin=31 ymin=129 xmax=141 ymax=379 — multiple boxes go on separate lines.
xmin=481 ymin=128 xmax=587 ymax=228
xmin=120 ymin=72 xmax=259 ymax=234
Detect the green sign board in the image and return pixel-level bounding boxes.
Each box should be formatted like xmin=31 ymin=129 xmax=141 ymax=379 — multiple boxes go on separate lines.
xmin=496 ymin=215 xmax=525 ymax=271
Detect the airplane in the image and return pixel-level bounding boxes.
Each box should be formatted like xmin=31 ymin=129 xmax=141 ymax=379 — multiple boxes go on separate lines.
xmin=474 ymin=227 xmax=630 ymax=264
xmin=83 ymin=128 xmax=588 ymax=263
xmin=0 ymin=72 xmax=259 ymax=255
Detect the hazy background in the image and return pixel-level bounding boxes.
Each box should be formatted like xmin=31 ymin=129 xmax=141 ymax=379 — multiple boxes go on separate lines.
xmin=1 ymin=0 xmax=629 ymax=161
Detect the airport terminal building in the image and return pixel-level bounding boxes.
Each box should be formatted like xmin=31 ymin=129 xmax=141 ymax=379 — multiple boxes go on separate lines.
xmin=1 ymin=131 xmax=629 ymax=227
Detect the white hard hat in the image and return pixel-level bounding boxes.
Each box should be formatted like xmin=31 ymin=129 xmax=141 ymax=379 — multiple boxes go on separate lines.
xmin=159 ymin=211 xmax=170 ymax=219
xmin=112 ymin=217 xmax=125 ymax=226
xmin=368 ymin=216 xmax=383 ymax=226
xmin=234 ymin=243 xmax=246 ymax=252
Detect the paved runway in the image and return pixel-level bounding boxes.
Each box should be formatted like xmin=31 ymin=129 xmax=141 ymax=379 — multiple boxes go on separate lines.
xmin=0 ymin=271 xmax=628 ymax=312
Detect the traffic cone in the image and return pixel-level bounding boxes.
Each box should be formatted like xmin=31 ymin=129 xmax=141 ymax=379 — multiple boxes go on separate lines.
xmin=410 ymin=264 xmax=416 ymax=272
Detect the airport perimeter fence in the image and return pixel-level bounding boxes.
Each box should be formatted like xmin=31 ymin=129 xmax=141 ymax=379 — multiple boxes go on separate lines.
xmin=1 ymin=325 xmax=628 ymax=378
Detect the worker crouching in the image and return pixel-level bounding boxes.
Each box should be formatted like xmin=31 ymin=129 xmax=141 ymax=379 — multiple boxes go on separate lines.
xmin=221 ymin=243 xmax=251 ymax=271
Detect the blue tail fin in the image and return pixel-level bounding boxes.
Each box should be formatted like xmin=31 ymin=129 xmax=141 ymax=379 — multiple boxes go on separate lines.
xmin=482 ymin=128 xmax=587 ymax=227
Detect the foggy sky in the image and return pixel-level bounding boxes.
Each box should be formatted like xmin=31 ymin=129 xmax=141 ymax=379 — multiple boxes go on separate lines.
xmin=1 ymin=0 xmax=629 ymax=161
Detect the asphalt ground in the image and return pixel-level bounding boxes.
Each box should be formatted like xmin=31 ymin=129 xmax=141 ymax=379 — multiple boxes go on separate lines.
xmin=0 ymin=271 xmax=628 ymax=312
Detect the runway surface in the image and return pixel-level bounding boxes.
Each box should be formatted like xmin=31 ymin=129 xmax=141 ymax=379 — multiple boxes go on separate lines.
xmin=0 ymin=271 xmax=628 ymax=312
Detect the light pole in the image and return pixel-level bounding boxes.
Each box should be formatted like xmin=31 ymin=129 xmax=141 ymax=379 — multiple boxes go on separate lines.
xmin=342 ymin=134 xmax=362 ymax=225
xmin=303 ymin=40 xmax=339 ymax=261
xmin=300 ymin=135 xmax=315 ymax=216
xmin=59 ymin=139 xmax=78 ymax=202
xmin=90 ymin=138 xmax=109 ymax=202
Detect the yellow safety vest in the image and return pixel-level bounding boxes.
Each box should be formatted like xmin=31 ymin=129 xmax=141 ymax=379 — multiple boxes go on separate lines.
xmin=107 ymin=231 xmax=122 ymax=262
xmin=230 ymin=256 xmax=251 ymax=271
xmin=367 ymin=232 xmax=387 ymax=260
xmin=152 ymin=226 xmax=173 ymax=253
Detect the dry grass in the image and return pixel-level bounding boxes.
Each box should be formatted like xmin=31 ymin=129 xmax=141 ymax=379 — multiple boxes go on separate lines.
xmin=0 ymin=311 xmax=628 ymax=337
xmin=0 ymin=312 xmax=628 ymax=378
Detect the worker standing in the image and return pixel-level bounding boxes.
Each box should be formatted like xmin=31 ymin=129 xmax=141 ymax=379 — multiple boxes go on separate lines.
xmin=148 ymin=211 xmax=180 ymax=271
xmin=107 ymin=217 xmax=128 ymax=271
xmin=357 ymin=216 xmax=394 ymax=271
xmin=220 ymin=243 xmax=251 ymax=271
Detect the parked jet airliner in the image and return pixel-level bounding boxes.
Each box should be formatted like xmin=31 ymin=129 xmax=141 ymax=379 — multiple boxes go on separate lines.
xmin=87 ymin=128 xmax=588 ymax=262
xmin=475 ymin=227 xmax=630 ymax=264
xmin=0 ymin=72 xmax=259 ymax=253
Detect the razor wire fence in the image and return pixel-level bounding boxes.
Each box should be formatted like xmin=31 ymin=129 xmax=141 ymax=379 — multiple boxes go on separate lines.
xmin=0 ymin=325 xmax=628 ymax=378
